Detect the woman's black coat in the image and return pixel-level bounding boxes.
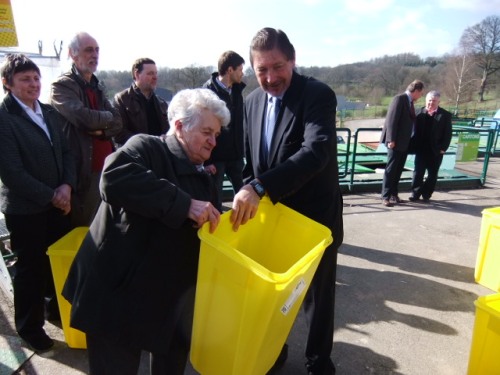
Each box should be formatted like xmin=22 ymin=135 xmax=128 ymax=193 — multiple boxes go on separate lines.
xmin=62 ymin=134 xmax=216 ymax=353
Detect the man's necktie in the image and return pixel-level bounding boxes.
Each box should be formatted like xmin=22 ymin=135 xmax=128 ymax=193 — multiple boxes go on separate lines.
xmin=266 ymin=97 xmax=281 ymax=151
xmin=410 ymin=100 xmax=416 ymax=119
xmin=410 ymin=100 xmax=416 ymax=137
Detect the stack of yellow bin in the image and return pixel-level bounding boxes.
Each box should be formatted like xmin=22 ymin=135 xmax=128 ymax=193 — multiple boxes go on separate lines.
xmin=468 ymin=207 xmax=500 ymax=374
xmin=47 ymin=227 xmax=88 ymax=349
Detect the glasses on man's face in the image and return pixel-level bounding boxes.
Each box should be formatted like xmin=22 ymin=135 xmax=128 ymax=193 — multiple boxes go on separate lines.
xmin=82 ymin=47 xmax=99 ymax=54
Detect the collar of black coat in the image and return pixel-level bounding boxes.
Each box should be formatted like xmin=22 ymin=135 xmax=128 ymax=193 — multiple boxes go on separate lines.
xmin=163 ymin=134 xmax=208 ymax=176
xmin=1 ymin=92 xmax=54 ymax=117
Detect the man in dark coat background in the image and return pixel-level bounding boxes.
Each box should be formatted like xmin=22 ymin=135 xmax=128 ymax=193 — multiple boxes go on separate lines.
xmin=409 ymin=90 xmax=452 ymax=202
xmin=113 ymin=57 xmax=170 ymax=147
xmin=380 ymin=79 xmax=424 ymax=207
xmin=202 ymin=50 xmax=246 ymax=210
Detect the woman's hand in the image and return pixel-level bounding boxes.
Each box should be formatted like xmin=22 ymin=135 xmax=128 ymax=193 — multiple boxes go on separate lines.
xmin=52 ymin=184 xmax=72 ymax=215
xmin=188 ymin=199 xmax=221 ymax=233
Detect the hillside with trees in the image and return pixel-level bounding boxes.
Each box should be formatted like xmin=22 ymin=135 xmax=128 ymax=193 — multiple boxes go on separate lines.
xmin=99 ymin=15 xmax=500 ymax=116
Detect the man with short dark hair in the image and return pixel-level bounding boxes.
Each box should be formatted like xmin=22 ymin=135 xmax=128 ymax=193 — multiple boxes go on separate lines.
xmin=202 ymin=50 xmax=246 ymax=210
xmin=230 ymin=28 xmax=344 ymax=375
xmin=380 ymin=79 xmax=424 ymax=207
xmin=113 ymin=57 xmax=169 ymax=147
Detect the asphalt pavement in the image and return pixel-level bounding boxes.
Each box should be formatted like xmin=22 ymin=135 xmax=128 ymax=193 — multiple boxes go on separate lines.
xmin=1 ymin=143 xmax=499 ymax=375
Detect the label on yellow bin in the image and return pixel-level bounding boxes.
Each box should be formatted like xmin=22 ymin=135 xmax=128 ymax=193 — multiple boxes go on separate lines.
xmin=281 ymin=278 xmax=306 ymax=315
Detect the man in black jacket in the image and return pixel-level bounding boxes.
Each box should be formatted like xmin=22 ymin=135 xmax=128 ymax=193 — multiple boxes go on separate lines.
xmin=202 ymin=51 xmax=246 ymax=210
xmin=230 ymin=28 xmax=343 ymax=375
xmin=380 ymin=80 xmax=424 ymax=207
xmin=113 ymin=58 xmax=170 ymax=147
xmin=409 ymin=90 xmax=452 ymax=202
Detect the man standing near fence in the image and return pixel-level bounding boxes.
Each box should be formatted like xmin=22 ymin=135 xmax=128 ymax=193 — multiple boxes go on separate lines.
xmin=380 ymin=80 xmax=424 ymax=207
xmin=409 ymin=90 xmax=452 ymax=202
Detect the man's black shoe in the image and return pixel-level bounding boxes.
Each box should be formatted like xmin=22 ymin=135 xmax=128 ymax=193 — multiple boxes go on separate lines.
xmin=390 ymin=195 xmax=404 ymax=204
xmin=408 ymin=195 xmax=420 ymax=202
xmin=266 ymin=343 xmax=288 ymax=374
xmin=20 ymin=331 xmax=54 ymax=352
xmin=382 ymin=199 xmax=393 ymax=207
xmin=306 ymin=357 xmax=336 ymax=374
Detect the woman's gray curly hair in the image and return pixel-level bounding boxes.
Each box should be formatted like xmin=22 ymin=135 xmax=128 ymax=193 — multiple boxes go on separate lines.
xmin=167 ymin=88 xmax=230 ymax=134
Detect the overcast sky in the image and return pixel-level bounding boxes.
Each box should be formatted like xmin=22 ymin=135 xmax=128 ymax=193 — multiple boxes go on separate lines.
xmin=9 ymin=0 xmax=500 ymax=72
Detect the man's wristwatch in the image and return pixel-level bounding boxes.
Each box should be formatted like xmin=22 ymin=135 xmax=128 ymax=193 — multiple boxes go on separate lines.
xmin=249 ymin=179 xmax=266 ymax=199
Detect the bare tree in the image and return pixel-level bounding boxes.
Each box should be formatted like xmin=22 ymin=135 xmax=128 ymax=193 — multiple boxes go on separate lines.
xmin=443 ymin=52 xmax=478 ymax=114
xmin=460 ymin=15 xmax=500 ymax=101
xmin=180 ymin=65 xmax=212 ymax=89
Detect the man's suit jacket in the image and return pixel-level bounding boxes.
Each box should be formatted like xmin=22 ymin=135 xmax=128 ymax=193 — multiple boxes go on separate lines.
xmin=380 ymin=93 xmax=414 ymax=152
xmin=414 ymin=107 xmax=453 ymax=156
xmin=243 ymin=72 xmax=343 ymax=248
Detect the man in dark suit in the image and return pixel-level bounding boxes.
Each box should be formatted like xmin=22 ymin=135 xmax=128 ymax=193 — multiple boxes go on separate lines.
xmin=409 ymin=90 xmax=452 ymax=202
xmin=230 ymin=27 xmax=343 ymax=375
xmin=380 ymin=80 xmax=424 ymax=207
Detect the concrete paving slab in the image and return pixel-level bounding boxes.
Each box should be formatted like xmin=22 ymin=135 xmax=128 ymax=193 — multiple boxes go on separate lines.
xmin=1 ymin=153 xmax=499 ymax=375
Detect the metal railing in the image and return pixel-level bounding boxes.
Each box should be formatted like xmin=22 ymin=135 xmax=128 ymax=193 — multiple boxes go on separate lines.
xmin=470 ymin=119 xmax=500 ymax=154
xmin=336 ymin=106 xmax=499 ymax=122
xmin=221 ymin=126 xmax=496 ymax=197
xmin=339 ymin=127 xmax=496 ymax=192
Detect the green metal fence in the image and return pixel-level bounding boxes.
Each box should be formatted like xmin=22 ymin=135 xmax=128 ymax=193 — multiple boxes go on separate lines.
xmin=222 ymin=125 xmax=498 ymax=198
xmin=337 ymin=126 xmax=497 ymax=192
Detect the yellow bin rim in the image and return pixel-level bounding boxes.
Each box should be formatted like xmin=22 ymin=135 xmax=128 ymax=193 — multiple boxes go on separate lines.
xmin=198 ymin=199 xmax=333 ymax=284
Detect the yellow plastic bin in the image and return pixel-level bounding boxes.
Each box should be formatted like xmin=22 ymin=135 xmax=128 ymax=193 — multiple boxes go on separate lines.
xmin=47 ymin=226 xmax=88 ymax=349
xmin=468 ymin=293 xmax=500 ymax=374
xmin=190 ymin=197 xmax=333 ymax=375
xmin=474 ymin=207 xmax=500 ymax=292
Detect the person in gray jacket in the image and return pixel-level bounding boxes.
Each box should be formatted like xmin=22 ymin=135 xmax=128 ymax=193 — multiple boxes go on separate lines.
xmin=113 ymin=57 xmax=169 ymax=147
xmin=62 ymin=88 xmax=229 ymax=375
xmin=50 ymin=31 xmax=122 ymax=227
xmin=0 ymin=54 xmax=76 ymax=352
